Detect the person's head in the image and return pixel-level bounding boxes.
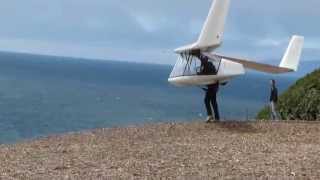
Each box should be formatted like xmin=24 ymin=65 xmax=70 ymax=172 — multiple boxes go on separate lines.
xmin=270 ymin=79 xmax=276 ymax=87
xmin=202 ymin=56 xmax=209 ymax=63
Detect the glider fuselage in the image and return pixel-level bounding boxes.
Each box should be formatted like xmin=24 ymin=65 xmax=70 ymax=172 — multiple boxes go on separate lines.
xmin=168 ymin=55 xmax=245 ymax=86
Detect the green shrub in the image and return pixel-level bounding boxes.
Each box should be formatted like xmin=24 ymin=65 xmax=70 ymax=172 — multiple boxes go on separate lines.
xmin=257 ymin=69 xmax=320 ymax=121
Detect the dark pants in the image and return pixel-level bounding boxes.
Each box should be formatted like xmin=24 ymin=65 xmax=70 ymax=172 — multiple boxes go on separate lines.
xmin=204 ymin=86 xmax=220 ymax=120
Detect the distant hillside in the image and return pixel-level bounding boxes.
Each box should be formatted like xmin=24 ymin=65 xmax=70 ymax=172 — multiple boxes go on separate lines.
xmin=257 ymin=68 xmax=320 ymax=120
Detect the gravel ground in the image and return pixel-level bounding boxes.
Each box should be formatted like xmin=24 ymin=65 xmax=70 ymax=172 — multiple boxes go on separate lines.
xmin=1 ymin=121 xmax=320 ymax=179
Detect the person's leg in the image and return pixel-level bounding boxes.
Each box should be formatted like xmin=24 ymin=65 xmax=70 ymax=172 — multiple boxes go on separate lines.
xmin=211 ymin=93 xmax=220 ymax=121
xmin=274 ymin=103 xmax=280 ymax=120
xmin=270 ymin=101 xmax=277 ymax=120
xmin=204 ymin=92 xmax=213 ymax=118
xmin=269 ymin=102 xmax=274 ymax=120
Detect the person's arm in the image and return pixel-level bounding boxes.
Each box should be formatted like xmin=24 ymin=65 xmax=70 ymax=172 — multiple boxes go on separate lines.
xmin=197 ymin=59 xmax=205 ymax=75
xmin=201 ymin=87 xmax=208 ymax=92
xmin=220 ymin=81 xmax=228 ymax=86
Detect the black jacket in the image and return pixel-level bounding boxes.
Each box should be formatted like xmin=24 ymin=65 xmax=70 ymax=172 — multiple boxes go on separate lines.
xmin=270 ymin=87 xmax=278 ymax=102
xmin=201 ymin=61 xmax=217 ymax=75
xmin=202 ymin=83 xmax=219 ymax=93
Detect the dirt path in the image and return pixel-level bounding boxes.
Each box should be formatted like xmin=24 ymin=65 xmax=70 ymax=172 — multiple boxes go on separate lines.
xmin=1 ymin=121 xmax=320 ymax=179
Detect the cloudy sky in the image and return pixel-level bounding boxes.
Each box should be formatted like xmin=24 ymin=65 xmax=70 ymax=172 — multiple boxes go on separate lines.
xmin=0 ymin=0 xmax=319 ymax=64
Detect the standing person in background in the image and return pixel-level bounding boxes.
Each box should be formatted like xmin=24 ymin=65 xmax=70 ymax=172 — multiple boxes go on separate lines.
xmin=270 ymin=79 xmax=279 ymax=120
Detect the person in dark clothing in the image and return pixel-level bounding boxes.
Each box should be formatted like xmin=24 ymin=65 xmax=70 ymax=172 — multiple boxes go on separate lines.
xmin=199 ymin=56 xmax=216 ymax=75
xmin=270 ymin=79 xmax=279 ymax=120
xmin=191 ymin=50 xmax=217 ymax=76
xmin=195 ymin=52 xmax=220 ymax=122
xmin=191 ymin=50 xmax=220 ymax=122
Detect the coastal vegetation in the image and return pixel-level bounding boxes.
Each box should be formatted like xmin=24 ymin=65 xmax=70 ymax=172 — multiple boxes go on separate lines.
xmin=257 ymin=68 xmax=320 ymax=120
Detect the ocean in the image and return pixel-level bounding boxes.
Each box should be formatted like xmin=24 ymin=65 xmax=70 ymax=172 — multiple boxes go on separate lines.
xmin=0 ymin=52 xmax=297 ymax=144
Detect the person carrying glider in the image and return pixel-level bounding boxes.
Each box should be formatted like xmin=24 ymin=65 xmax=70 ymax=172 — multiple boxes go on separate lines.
xmin=193 ymin=50 xmax=220 ymax=123
xmin=200 ymin=56 xmax=220 ymax=123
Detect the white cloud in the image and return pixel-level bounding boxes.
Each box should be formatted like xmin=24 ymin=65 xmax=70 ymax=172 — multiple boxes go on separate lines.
xmin=304 ymin=39 xmax=320 ymax=50
xmin=256 ymin=38 xmax=286 ymax=47
xmin=134 ymin=15 xmax=164 ymax=33
xmin=0 ymin=0 xmax=319 ymax=63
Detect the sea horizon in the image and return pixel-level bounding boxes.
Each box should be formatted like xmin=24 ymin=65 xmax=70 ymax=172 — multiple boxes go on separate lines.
xmin=0 ymin=51 xmax=314 ymax=144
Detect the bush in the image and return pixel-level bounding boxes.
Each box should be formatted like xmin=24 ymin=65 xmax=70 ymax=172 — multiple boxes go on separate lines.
xmin=257 ymin=69 xmax=320 ymax=121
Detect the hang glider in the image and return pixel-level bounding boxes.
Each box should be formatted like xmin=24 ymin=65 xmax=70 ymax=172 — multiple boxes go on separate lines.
xmin=168 ymin=0 xmax=304 ymax=86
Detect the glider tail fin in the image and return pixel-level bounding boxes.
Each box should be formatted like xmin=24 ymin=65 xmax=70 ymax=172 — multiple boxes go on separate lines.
xmin=197 ymin=0 xmax=230 ymax=49
xmin=174 ymin=0 xmax=231 ymax=53
xmin=279 ymin=35 xmax=304 ymax=71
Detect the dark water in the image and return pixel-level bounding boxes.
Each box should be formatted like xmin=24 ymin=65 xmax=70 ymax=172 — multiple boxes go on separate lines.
xmin=0 ymin=52 xmax=296 ymax=144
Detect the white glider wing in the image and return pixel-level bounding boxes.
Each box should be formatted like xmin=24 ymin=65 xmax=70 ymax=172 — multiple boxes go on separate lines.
xmin=205 ymin=35 xmax=304 ymax=74
xmin=209 ymin=54 xmax=294 ymax=74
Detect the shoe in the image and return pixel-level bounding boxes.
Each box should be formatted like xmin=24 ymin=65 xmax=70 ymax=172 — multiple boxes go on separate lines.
xmin=206 ymin=116 xmax=213 ymax=123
